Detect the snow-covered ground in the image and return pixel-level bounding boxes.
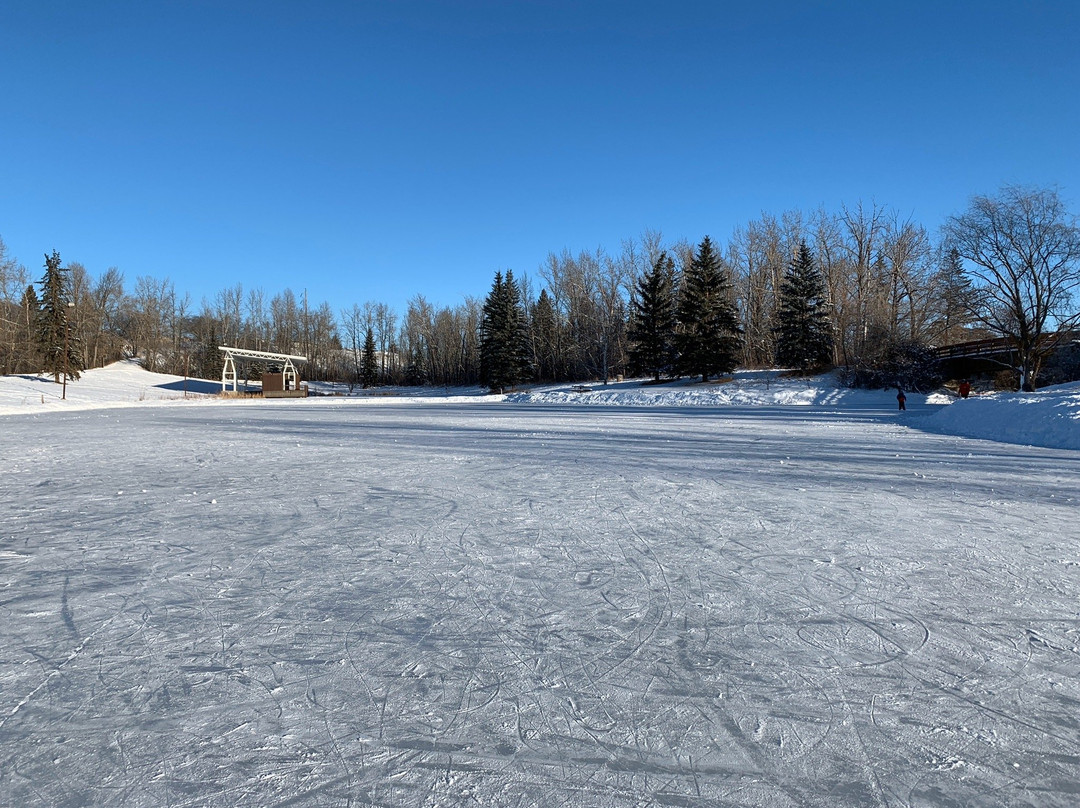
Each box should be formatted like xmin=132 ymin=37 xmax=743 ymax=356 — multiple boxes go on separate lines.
xmin=5 ymin=362 xmax=1078 ymax=451
xmin=920 ymin=384 xmax=1080 ymax=451
xmin=0 ymin=360 xmax=224 ymax=413
xmin=2 ymin=363 xmax=1079 ymax=806
xmin=508 ymin=371 xmax=1080 ymax=453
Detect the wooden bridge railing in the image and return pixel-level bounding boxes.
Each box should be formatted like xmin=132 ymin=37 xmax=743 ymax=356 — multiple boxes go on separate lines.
xmin=931 ymin=331 xmax=1078 ymax=361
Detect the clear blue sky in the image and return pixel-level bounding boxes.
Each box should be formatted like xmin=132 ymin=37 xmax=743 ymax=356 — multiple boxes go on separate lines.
xmin=2 ymin=1 xmax=1078 ymax=316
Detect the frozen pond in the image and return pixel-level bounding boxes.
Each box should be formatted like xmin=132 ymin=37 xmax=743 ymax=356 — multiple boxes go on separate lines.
xmin=2 ymin=400 xmax=1079 ymax=806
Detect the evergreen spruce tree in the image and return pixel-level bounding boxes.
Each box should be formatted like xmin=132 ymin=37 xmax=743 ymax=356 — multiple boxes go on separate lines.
xmin=36 ymin=250 xmax=82 ymax=383
xmin=774 ymin=241 xmax=834 ymax=371
xmin=404 ymin=344 xmax=426 ymax=386
xmin=479 ymin=271 xmax=506 ymax=390
xmin=530 ymin=288 xmax=559 ymax=382
xmin=480 ymin=270 xmax=531 ymax=392
xmin=628 ymin=251 xmax=677 ymax=381
xmin=18 ymin=284 xmax=42 ymax=374
xmin=676 ymin=236 xmax=741 ymax=381
xmin=936 ymin=247 xmax=976 ymax=344
xmin=504 ymin=272 xmax=533 ymax=387
xmin=361 ymin=326 xmax=378 ymax=388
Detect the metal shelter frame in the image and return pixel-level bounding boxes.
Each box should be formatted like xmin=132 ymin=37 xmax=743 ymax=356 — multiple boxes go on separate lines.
xmin=218 ymin=346 xmax=308 ymax=393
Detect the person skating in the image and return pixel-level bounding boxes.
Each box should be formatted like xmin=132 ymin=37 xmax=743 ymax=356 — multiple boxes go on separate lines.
xmin=896 ymin=387 xmax=907 ymax=411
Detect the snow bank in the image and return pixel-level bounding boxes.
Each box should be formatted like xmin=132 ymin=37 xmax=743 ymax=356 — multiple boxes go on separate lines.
xmin=307 ymin=380 xmax=491 ymax=399
xmin=921 ymin=383 xmax=1080 ymax=451
xmin=510 ymin=372 xmax=1080 ymax=451
xmin=0 ymin=360 xmax=222 ymax=416
xmin=508 ymin=370 xmax=873 ymax=408
xmin=0 ymin=362 xmax=501 ymax=417
xmin=3 ymin=362 xmax=1078 ymax=451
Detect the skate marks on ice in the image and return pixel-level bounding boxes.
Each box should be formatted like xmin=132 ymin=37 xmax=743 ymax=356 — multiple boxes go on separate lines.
xmin=1 ymin=403 xmax=1079 ymax=806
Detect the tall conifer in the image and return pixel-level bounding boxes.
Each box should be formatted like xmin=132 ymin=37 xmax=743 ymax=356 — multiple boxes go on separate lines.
xmin=935 ymin=247 xmax=976 ymax=344
xmin=18 ymin=284 xmax=42 ymax=373
xmin=361 ymin=326 xmax=378 ymax=388
xmin=36 ymin=251 xmax=82 ymax=383
xmin=629 ymin=252 xmax=677 ymax=381
xmin=774 ymin=241 xmax=833 ymax=370
xmin=480 ymin=270 xmax=531 ymax=392
xmin=676 ymin=237 xmax=741 ymax=381
xmin=530 ymin=288 xmax=559 ymax=382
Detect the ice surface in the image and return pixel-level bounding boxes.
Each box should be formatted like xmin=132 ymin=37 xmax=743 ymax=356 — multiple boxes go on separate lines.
xmin=2 ymin=366 xmax=1079 ymax=806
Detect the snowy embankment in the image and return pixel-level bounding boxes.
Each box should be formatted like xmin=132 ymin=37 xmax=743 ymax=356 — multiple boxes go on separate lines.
xmin=0 ymin=360 xmax=496 ymax=417
xmin=510 ymin=370 xmax=880 ymax=408
xmin=921 ymin=382 xmax=1080 ymax=451
xmin=0 ymin=359 xmax=221 ymax=414
xmin=512 ymin=370 xmax=1080 ymax=452
xmin=3 ymin=361 xmax=1079 ymax=451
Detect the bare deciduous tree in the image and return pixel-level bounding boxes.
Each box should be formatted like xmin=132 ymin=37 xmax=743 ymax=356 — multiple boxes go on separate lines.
xmin=341 ymin=303 xmax=366 ymax=389
xmin=127 ymin=276 xmax=175 ymax=373
xmin=0 ymin=236 xmax=32 ymax=373
xmin=944 ymin=185 xmax=1080 ymax=389
xmin=880 ymin=217 xmax=935 ymax=343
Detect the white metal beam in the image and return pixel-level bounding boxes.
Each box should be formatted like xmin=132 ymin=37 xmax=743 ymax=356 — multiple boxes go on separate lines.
xmin=218 ymin=346 xmax=308 ymax=392
xmin=217 ymin=346 xmax=308 ymax=363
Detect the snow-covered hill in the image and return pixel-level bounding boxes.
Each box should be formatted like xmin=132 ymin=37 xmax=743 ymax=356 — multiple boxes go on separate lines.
xmin=3 ymin=361 xmax=1078 ymax=451
xmin=0 ymin=359 xmax=222 ymax=414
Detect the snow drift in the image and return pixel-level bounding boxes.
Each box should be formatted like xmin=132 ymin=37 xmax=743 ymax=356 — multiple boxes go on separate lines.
xmin=2 ymin=361 xmax=1079 ymax=451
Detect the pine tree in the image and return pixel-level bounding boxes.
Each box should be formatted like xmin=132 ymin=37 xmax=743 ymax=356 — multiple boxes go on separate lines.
xmin=36 ymin=251 xmax=82 ymax=383
xmin=774 ymin=241 xmax=834 ymax=371
xmin=361 ymin=325 xmax=378 ymax=388
xmin=479 ymin=272 xmax=505 ymax=390
xmin=18 ymin=284 xmax=42 ymax=373
xmin=676 ymin=236 xmax=741 ymax=381
xmin=480 ymin=270 xmax=531 ymax=392
xmin=530 ymin=288 xmax=559 ymax=382
xmin=404 ymin=344 xmax=426 ymax=386
xmin=504 ymin=271 xmax=533 ymax=387
xmin=935 ymin=247 xmax=976 ymax=344
xmin=628 ymin=251 xmax=677 ymax=381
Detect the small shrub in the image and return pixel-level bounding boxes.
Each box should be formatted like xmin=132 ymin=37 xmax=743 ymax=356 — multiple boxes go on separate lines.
xmin=841 ymin=339 xmax=943 ymax=392
xmin=993 ymin=369 xmax=1019 ymax=391
xmin=1039 ymin=343 xmax=1080 ymax=386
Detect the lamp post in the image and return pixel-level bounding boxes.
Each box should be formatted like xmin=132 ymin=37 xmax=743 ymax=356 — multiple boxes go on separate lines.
xmin=62 ymin=301 xmax=75 ymax=400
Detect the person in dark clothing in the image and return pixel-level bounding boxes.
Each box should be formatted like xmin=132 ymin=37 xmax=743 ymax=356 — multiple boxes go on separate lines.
xmin=896 ymin=388 xmax=907 ymax=411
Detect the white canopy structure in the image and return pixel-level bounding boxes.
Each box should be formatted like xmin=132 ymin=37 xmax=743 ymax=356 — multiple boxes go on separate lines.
xmin=218 ymin=347 xmax=307 ymax=393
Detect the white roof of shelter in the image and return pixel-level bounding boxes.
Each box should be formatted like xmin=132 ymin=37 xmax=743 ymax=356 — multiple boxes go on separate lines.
xmin=218 ymin=346 xmax=308 ymax=393
xmin=218 ymin=347 xmax=307 ymax=363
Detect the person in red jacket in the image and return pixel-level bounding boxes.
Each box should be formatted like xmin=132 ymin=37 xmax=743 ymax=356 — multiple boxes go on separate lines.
xmin=958 ymin=380 xmax=971 ymax=398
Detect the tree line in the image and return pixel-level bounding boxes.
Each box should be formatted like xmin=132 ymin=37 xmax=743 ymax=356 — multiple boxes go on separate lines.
xmin=3 ymin=185 xmax=1078 ymax=391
